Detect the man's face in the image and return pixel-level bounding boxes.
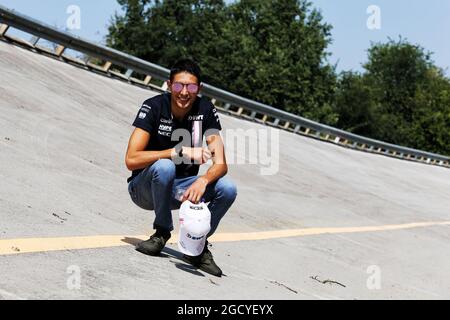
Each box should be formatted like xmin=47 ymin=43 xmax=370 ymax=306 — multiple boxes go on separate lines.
xmin=168 ymin=72 xmax=200 ymax=111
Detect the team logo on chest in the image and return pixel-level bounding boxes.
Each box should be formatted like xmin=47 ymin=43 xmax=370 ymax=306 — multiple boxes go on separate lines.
xmin=158 ymin=121 xmax=172 ymax=137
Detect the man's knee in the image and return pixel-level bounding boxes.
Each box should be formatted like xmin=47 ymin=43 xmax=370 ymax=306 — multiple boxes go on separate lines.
xmin=217 ymin=177 xmax=237 ymax=203
xmin=149 ymin=159 xmax=176 ymax=181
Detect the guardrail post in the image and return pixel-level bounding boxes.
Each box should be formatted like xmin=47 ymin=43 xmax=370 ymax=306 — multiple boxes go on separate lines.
xmin=223 ymin=103 xmax=231 ymax=111
xmin=144 ymin=75 xmax=152 ymax=85
xmin=54 ymin=45 xmax=65 ymax=57
xmin=250 ymin=111 xmax=257 ymax=119
xmin=0 ymin=24 xmax=9 ymax=36
xmin=284 ymin=122 xmax=290 ymax=129
xmin=101 ymin=61 xmax=112 ymax=72
xmin=294 ymin=125 xmax=300 ymax=133
xmin=273 ymin=119 xmax=280 ymax=126
xmin=236 ymin=107 xmax=244 ymax=115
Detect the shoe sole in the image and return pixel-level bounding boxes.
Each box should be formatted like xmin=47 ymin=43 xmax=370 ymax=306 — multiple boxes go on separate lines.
xmin=182 ymin=256 xmax=222 ymax=277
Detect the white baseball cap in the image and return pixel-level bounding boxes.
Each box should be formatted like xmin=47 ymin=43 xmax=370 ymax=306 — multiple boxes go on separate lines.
xmin=178 ymin=200 xmax=211 ymax=256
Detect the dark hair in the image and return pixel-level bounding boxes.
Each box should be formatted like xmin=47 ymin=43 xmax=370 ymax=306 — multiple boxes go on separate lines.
xmin=170 ymin=59 xmax=202 ymax=83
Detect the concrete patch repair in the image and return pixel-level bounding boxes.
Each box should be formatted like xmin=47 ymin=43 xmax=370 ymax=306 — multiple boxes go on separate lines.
xmin=1 ymin=221 xmax=449 ymax=256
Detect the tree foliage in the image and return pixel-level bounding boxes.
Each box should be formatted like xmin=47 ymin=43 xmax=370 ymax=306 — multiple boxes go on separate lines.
xmin=107 ymin=0 xmax=338 ymax=124
xmin=335 ymin=39 xmax=450 ymax=155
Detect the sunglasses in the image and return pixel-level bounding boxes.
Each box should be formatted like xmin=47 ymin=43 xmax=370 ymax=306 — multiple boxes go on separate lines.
xmin=171 ymin=82 xmax=199 ymax=94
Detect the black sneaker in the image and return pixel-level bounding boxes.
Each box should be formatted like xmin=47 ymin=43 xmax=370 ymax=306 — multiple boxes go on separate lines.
xmin=183 ymin=242 xmax=223 ymax=277
xmin=136 ymin=230 xmax=171 ymax=256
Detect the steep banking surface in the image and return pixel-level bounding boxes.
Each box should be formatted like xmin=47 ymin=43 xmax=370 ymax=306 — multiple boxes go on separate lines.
xmin=0 ymin=40 xmax=449 ymax=240
xmin=1 ymin=40 xmax=450 ymax=300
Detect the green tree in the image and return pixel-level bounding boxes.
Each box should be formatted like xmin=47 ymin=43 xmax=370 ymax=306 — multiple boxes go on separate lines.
xmin=219 ymin=0 xmax=337 ymax=124
xmin=107 ymin=0 xmax=226 ymax=67
xmin=334 ymin=39 xmax=450 ymax=155
xmin=334 ymin=71 xmax=376 ymax=136
xmin=108 ymin=2 xmax=449 ymax=155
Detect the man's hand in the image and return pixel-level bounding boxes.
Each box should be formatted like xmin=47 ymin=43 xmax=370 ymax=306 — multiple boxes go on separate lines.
xmin=183 ymin=177 xmax=208 ymax=204
xmin=182 ymin=147 xmax=212 ymax=164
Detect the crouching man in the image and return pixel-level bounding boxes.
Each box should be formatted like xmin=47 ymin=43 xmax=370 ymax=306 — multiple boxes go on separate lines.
xmin=125 ymin=59 xmax=237 ymax=277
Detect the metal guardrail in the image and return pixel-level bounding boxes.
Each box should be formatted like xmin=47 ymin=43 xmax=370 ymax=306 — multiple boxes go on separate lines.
xmin=1 ymin=5 xmax=449 ymax=168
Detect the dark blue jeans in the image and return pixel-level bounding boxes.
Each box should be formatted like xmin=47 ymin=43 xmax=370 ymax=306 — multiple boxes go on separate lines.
xmin=128 ymin=159 xmax=237 ymax=238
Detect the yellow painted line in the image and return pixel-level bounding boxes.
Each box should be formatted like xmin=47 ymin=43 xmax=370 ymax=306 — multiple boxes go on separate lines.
xmin=0 ymin=235 xmax=144 ymax=256
xmin=1 ymin=221 xmax=449 ymax=256
xmin=209 ymin=221 xmax=450 ymax=242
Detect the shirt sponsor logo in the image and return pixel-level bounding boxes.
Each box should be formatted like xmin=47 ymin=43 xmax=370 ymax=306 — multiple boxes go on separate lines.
xmin=138 ymin=104 xmax=151 ymax=119
xmin=188 ymin=115 xmax=204 ymax=121
xmin=159 ymin=124 xmax=172 ymax=131
xmin=138 ymin=112 xmax=147 ymax=119
xmin=141 ymin=104 xmax=151 ymax=112
xmin=158 ymin=131 xmax=171 ymax=137
xmin=158 ymin=123 xmax=172 ymax=137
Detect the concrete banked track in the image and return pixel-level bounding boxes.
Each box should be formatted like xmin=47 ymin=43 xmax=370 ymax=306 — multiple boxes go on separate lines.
xmin=1 ymin=39 xmax=450 ymax=300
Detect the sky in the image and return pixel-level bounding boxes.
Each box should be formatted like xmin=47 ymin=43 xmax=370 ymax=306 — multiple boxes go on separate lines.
xmin=0 ymin=0 xmax=449 ymax=74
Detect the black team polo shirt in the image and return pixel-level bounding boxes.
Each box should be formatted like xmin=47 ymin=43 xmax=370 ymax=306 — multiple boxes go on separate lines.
xmin=128 ymin=93 xmax=222 ymax=183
